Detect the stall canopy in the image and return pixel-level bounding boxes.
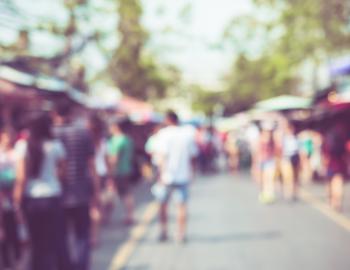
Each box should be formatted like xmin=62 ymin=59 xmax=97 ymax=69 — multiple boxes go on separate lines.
xmin=254 ymin=95 xmax=311 ymax=111
xmin=0 ymin=64 xmax=89 ymax=107
xmin=215 ymin=113 xmax=251 ymax=132
xmin=118 ymin=96 xmax=155 ymax=122
xmin=87 ymin=86 xmax=122 ymax=110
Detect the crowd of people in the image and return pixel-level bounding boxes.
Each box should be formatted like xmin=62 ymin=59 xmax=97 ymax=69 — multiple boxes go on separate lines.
xmin=1 ymin=104 xmax=349 ymax=270
xmin=245 ymin=117 xmax=349 ymax=212
xmin=0 ymin=103 xmax=140 ymax=270
xmin=0 ymin=106 xmax=206 ymax=270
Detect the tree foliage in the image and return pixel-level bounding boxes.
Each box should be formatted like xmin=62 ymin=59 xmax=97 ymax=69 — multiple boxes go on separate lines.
xmin=0 ymin=0 xmax=95 ymax=92
xmin=189 ymin=84 xmax=224 ymax=116
xmin=0 ymin=0 xmax=178 ymax=99
xmin=222 ymin=0 xmax=350 ymax=114
xmin=109 ymin=0 xmax=175 ymax=100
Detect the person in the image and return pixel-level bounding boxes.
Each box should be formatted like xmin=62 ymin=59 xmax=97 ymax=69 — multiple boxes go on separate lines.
xmin=225 ymin=132 xmax=240 ymax=174
xmin=246 ymin=123 xmax=261 ymax=188
xmin=53 ymin=105 xmax=97 ymax=270
xmin=322 ymin=122 xmax=347 ymax=211
xmin=299 ymin=132 xmax=314 ymax=183
xmin=0 ymin=129 xmax=21 ymax=269
xmin=107 ymin=119 xmax=135 ymax=226
xmin=280 ymin=122 xmax=300 ymax=200
xmin=196 ymin=126 xmax=212 ymax=174
xmin=257 ymin=123 xmax=277 ymax=204
xmin=145 ymin=124 xmax=163 ymax=182
xmin=89 ymin=114 xmax=110 ymax=246
xmin=13 ymin=114 xmax=70 ymax=270
xmin=155 ymin=111 xmax=197 ymax=243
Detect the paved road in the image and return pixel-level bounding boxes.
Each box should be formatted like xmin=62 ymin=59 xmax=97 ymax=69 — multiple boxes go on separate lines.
xmin=92 ymin=173 xmax=350 ymax=270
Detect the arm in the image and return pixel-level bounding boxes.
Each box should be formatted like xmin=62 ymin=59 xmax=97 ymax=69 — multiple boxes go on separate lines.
xmin=157 ymin=153 xmax=167 ymax=184
xmin=190 ymin=157 xmax=197 ymax=182
xmin=89 ymin=156 xmax=100 ymax=206
xmin=57 ymin=159 xmax=67 ymax=183
xmin=108 ymin=154 xmax=118 ymax=177
xmin=190 ymin=140 xmax=199 ymax=182
xmin=0 ymin=192 xmax=3 ymax=241
xmin=107 ymin=137 xmax=122 ymax=178
xmin=13 ymin=156 xmax=26 ymax=210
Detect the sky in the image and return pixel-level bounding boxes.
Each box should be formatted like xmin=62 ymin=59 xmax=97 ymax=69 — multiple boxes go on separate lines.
xmin=0 ymin=0 xmax=254 ymax=89
xmin=143 ymin=0 xmax=254 ymax=88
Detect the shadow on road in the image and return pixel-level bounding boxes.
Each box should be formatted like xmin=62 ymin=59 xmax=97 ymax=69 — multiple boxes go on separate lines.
xmin=122 ymin=264 xmax=151 ymax=270
xmin=189 ymin=230 xmax=282 ymax=243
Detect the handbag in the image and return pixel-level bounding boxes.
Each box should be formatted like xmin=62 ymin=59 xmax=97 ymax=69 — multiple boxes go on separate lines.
xmin=151 ymin=183 xmax=168 ymax=201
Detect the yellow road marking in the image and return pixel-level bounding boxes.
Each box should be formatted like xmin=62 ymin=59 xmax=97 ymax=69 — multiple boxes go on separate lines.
xmin=300 ymin=189 xmax=350 ymax=232
xmin=108 ymin=202 xmax=159 ymax=270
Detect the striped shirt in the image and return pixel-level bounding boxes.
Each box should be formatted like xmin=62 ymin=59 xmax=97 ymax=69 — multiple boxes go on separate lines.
xmin=54 ymin=123 xmax=94 ymax=207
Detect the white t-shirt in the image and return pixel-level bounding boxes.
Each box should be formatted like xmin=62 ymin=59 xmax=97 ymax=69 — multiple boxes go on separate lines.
xmin=145 ymin=132 xmax=162 ymax=166
xmin=95 ymin=139 xmax=108 ymax=177
xmin=283 ymin=134 xmax=299 ymax=157
xmin=20 ymin=140 xmax=66 ymax=198
xmin=246 ymin=124 xmax=260 ymax=150
xmin=157 ymin=125 xmax=198 ymax=185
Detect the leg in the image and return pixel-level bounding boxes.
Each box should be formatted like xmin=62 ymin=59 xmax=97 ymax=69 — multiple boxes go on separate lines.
xmin=327 ymin=181 xmax=332 ymax=206
xmin=90 ymin=205 xmax=101 ymax=247
xmin=260 ymin=163 xmax=276 ymax=203
xmin=174 ymin=185 xmax=189 ymax=242
xmin=115 ymin=177 xmax=134 ymax=224
xmin=102 ymin=179 xmax=116 ymax=224
xmin=4 ymin=210 xmax=21 ymax=268
xmin=72 ymin=205 xmax=91 ymax=270
xmin=159 ymin=202 xmax=168 ymax=241
xmin=331 ymin=174 xmax=344 ymax=211
xmin=281 ymin=160 xmax=293 ymax=199
xmin=176 ymin=203 xmax=187 ymax=242
xmin=292 ymin=163 xmax=300 ymax=200
xmin=1 ymin=211 xmax=11 ymax=269
xmin=25 ymin=208 xmax=54 ymax=270
xmin=252 ymin=161 xmax=263 ymax=192
xmin=1 ymin=234 xmax=10 ymax=269
xmin=123 ymin=194 xmax=134 ymax=225
xmin=55 ymin=205 xmax=71 ymax=270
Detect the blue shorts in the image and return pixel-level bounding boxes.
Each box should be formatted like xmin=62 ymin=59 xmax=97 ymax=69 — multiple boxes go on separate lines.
xmin=159 ymin=184 xmax=189 ymax=204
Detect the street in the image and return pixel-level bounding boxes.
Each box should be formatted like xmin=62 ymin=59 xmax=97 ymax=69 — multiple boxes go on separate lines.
xmin=91 ymin=172 xmax=350 ymax=270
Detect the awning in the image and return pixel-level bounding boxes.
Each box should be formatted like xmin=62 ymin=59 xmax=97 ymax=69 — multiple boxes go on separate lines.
xmin=118 ymin=96 xmax=154 ymax=122
xmin=254 ymin=95 xmax=311 ymax=111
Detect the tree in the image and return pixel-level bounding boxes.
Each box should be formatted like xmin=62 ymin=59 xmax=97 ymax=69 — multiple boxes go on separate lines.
xmin=0 ymin=0 xmax=97 ymax=92
xmin=109 ymin=0 xmax=173 ymax=100
xmin=222 ymin=53 xmax=299 ymax=115
xmin=221 ymin=0 xmax=350 ymax=114
xmin=187 ymin=84 xmax=224 ymax=116
xmin=253 ymin=0 xmax=350 ymax=61
xmin=0 ymin=0 xmax=177 ymax=99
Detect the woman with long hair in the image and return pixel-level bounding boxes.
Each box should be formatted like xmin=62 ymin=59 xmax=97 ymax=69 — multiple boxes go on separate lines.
xmin=88 ymin=114 xmax=110 ymax=245
xmin=13 ymin=114 xmax=70 ymax=270
xmin=0 ymin=129 xmax=22 ymax=269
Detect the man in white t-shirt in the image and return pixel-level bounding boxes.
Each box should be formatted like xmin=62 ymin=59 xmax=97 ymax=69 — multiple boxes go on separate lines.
xmin=155 ymin=111 xmax=197 ymax=243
